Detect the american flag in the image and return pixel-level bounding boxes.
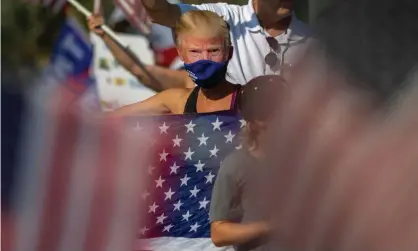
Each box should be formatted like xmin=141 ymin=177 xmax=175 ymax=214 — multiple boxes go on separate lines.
xmin=130 ymin=111 xmax=245 ymax=250
xmin=113 ymin=0 xmax=151 ymax=35
xmin=7 ymin=85 xmax=244 ymax=251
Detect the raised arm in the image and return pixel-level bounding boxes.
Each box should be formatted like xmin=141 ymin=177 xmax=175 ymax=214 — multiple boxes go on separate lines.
xmin=141 ymin=0 xmax=231 ymax=29
xmin=141 ymin=0 xmax=181 ymax=28
xmin=87 ymin=15 xmax=193 ymax=91
xmin=105 ymin=88 xmax=187 ymax=117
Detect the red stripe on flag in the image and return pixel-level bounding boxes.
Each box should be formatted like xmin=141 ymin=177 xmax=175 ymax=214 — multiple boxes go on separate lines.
xmin=36 ymin=88 xmax=81 ymax=251
xmin=1 ymin=210 xmax=16 ymax=251
xmin=82 ymin=119 xmax=121 ymax=251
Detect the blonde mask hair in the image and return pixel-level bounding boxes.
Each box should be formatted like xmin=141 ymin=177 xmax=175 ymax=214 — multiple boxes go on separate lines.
xmin=173 ymin=10 xmax=231 ymax=47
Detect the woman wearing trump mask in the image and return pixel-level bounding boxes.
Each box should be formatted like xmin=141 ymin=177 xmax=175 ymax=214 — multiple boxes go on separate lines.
xmin=104 ymin=10 xmax=241 ymax=116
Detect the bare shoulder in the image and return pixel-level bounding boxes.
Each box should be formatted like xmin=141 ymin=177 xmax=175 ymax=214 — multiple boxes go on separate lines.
xmin=161 ymin=88 xmax=192 ymax=98
xmin=160 ymin=88 xmax=194 ymax=114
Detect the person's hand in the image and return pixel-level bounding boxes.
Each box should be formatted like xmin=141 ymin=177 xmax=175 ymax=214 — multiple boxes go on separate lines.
xmin=87 ymin=15 xmax=105 ymax=37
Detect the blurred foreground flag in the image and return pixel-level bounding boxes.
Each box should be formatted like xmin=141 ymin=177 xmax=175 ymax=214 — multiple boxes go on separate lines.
xmin=133 ymin=111 xmax=243 ymax=251
xmin=8 ymin=88 xmax=156 ymax=251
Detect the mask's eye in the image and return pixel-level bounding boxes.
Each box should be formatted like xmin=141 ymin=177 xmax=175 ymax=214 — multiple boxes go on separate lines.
xmin=189 ymin=49 xmax=201 ymax=55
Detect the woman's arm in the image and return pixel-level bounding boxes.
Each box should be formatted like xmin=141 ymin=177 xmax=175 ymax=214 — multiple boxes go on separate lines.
xmin=210 ymin=221 xmax=269 ymax=247
xmin=105 ymin=89 xmax=186 ymax=117
xmin=87 ymin=15 xmax=192 ymax=91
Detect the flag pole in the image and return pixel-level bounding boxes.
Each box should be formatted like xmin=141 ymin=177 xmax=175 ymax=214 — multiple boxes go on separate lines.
xmin=93 ymin=0 xmax=102 ymax=14
xmin=67 ymin=0 xmax=163 ymax=90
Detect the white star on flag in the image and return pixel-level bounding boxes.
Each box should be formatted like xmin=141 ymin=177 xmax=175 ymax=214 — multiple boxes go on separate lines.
xmin=163 ymin=224 xmax=174 ymax=232
xmin=189 ymin=222 xmax=201 ymax=232
xmin=172 ymin=134 xmax=182 ymax=147
xmin=169 ymin=162 xmax=180 ymax=174
xmin=180 ymin=174 xmax=191 ymax=187
xmin=142 ymin=190 xmax=150 ymax=200
xmin=212 ymin=117 xmax=223 ymax=131
xmin=224 ymin=130 xmax=236 ymax=143
xmin=164 ymin=187 xmax=175 ymax=200
xmin=149 ymin=202 xmax=159 ymax=213
xmin=189 ymin=186 xmax=200 ymax=198
xmin=205 ymin=172 xmax=215 ymax=184
xmin=156 ymin=213 xmax=167 ymax=224
xmin=159 ymin=122 xmax=170 ymax=134
xmin=182 ymin=210 xmax=192 ymax=221
xmin=197 ymin=133 xmax=209 ymax=146
xmin=184 ymin=147 xmax=195 ymax=160
xmin=133 ymin=122 xmax=143 ymax=131
xmin=185 ymin=120 xmax=196 ymax=133
xmin=159 ymin=149 xmax=169 ymax=162
xmin=147 ymin=165 xmax=156 ymax=175
xmin=194 ymin=160 xmax=205 ymax=172
xmin=173 ymin=200 xmax=183 ymax=211
xmin=199 ymin=197 xmax=210 ymax=209
xmin=239 ymin=119 xmax=247 ymax=128
xmin=235 ymin=144 xmax=243 ymax=150
xmin=155 ymin=176 xmax=165 ymax=188
xmin=209 ymin=145 xmax=220 ymax=157
xmin=140 ymin=226 xmax=149 ymax=235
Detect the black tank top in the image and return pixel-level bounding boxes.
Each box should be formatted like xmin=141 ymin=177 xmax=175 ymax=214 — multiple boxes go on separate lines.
xmin=184 ymin=87 xmax=239 ymax=114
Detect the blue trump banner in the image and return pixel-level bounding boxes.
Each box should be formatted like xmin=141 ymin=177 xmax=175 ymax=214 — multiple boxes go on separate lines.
xmin=41 ymin=17 xmax=94 ymax=90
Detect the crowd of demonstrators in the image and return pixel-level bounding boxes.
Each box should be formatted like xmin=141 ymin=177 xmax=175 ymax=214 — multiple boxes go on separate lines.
xmin=89 ymin=0 xmax=313 ymax=92
xmin=84 ymin=0 xmax=418 ymax=250
xmin=87 ymin=0 xmax=313 ymax=116
xmin=141 ymin=0 xmax=314 ymax=84
xmin=104 ymin=10 xmax=240 ymax=117
xmin=88 ymin=15 xmax=195 ymax=92
xmin=108 ymin=6 xmax=183 ymax=70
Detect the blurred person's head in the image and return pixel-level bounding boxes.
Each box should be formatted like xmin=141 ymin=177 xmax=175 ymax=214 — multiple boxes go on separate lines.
xmin=252 ymin=0 xmax=293 ymax=26
xmin=238 ymin=75 xmax=287 ymax=157
xmin=258 ymin=0 xmax=418 ymax=250
xmin=314 ymin=0 xmax=418 ymax=103
xmin=174 ymin=10 xmax=232 ymax=89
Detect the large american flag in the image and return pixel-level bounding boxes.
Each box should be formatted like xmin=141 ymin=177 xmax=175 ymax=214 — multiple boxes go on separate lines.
xmin=132 ymin=111 xmax=245 ymax=250
xmin=6 ymin=85 xmax=243 ymax=251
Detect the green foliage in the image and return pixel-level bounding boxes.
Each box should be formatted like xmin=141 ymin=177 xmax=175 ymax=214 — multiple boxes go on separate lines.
xmin=1 ymin=0 xmax=101 ymax=70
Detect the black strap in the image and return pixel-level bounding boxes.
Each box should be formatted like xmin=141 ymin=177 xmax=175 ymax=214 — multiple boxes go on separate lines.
xmin=184 ymin=87 xmax=200 ymax=113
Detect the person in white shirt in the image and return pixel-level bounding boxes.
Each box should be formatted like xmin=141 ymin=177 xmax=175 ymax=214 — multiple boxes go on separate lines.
xmin=141 ymin=0 xmax=314 ymax=85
